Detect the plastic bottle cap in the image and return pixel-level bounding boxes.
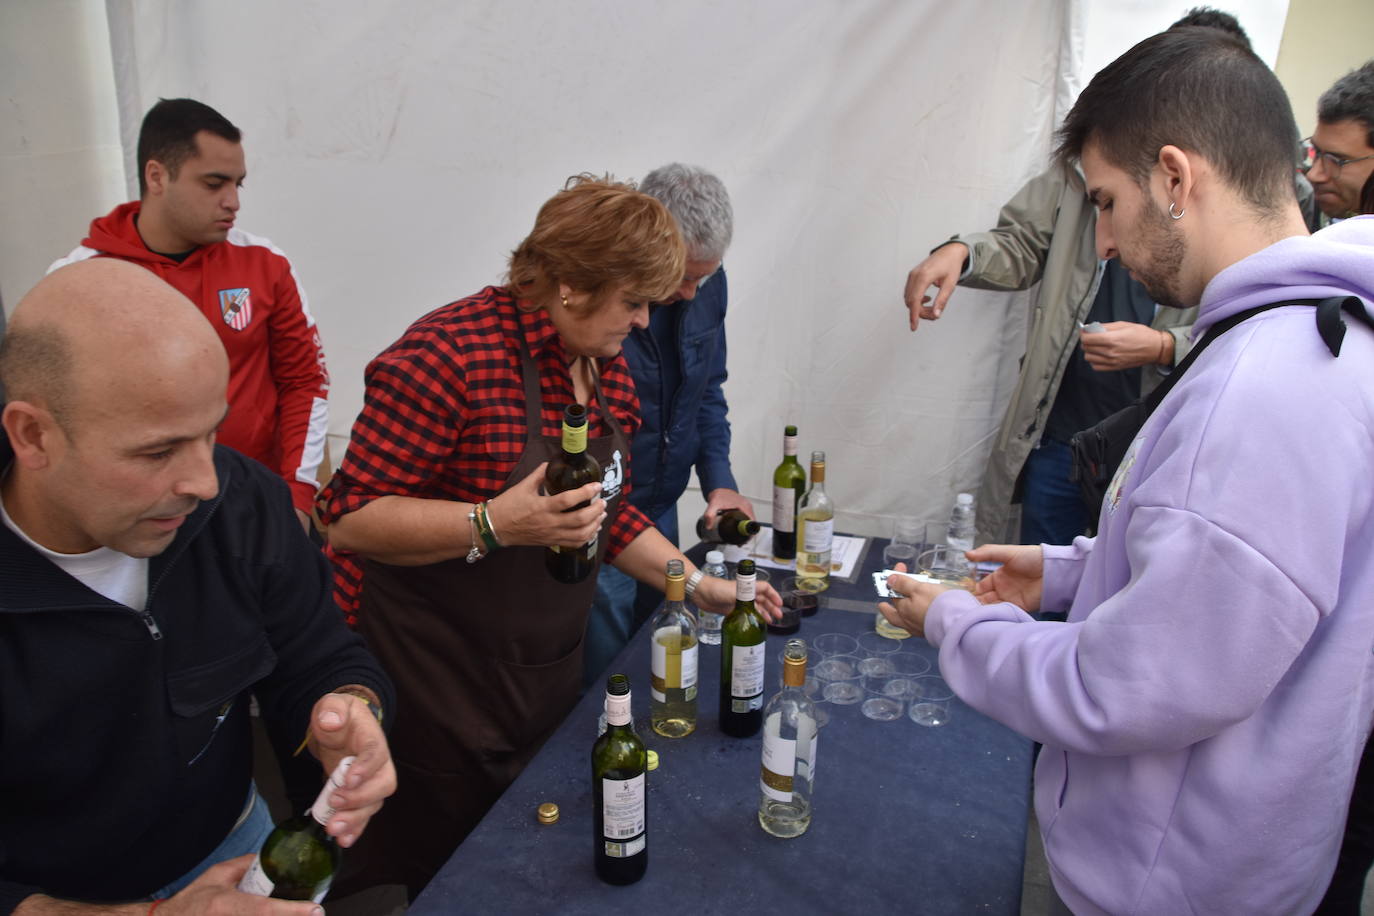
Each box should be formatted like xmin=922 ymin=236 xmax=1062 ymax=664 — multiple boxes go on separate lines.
xmin=956 ymin=493 xmax=974 ymax=505
xmin=705 ymin=550 xmax=724 ymax=565
xmin=646 ymin=750 xmax=659 ymax=771
xmin=537 ymin=802 xmax=559 ymax=824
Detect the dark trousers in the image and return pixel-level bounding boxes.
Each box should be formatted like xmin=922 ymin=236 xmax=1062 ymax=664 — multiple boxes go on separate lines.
xmin=1020 ymin=439 xmax=1090 ymax=546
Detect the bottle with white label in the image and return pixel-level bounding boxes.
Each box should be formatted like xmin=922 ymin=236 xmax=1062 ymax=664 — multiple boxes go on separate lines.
xmin=650 ymin=559 xmax=698 ymax=738
xmin=759 ymin=638 xmax=817 ymax=838
xmin=796 ymin=451 xmax=834 ymax=591
xmin=720 ymin=559 xmax=767 ymax=737
xmin=697 ymin=550 xmax=729 ymax=646
xmin=592 ymin=673 xmax=648 ymax=885
xmin=771 ymin=425 xmax=806 ymax=562
xmin=238 ymin=756 xmax=354 ymax=902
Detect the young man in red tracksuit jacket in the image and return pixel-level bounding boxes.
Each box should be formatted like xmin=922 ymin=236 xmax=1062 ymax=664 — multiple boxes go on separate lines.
xmin=50 ymin=98 xmax=329 ymax=528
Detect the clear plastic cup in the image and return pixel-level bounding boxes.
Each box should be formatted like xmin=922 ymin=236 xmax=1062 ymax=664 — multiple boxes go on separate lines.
xmin=888 ymin=653 xmax=932 ymax=678
xmin=812 ymin=633 xmax=858 ymax=658
xmin=861 ymin=672 xmax=917 ymax=721
xmin=820 ymin=657 xmax=864 ymax=705
xmin=909 ymin=675 xmax=955 ymax=727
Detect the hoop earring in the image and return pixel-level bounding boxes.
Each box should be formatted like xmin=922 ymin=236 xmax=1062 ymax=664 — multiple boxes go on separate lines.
xmin=1168 ymin=201 xmax=1185 ymax=220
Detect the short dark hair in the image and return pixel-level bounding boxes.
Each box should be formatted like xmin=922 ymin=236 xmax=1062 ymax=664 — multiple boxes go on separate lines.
xmin=136 ymin=98 xmax=241 ymax=196
xmin=1317 ymin=60 xmax=1374 ymax=149
xmin=0 ymin=324 xmax=73 ymax=428
xmin=1055 ymin=28 xmax=1298 ymax=213
xmin=1169 ymin=7 xmax=1251 ymax=49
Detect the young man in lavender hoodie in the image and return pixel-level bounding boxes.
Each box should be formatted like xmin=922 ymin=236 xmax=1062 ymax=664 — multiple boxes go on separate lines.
xmin=881 ymin=27 xmax=1374 ymax=916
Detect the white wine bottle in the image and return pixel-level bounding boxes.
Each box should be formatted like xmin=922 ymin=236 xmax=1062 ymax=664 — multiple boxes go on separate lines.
xmin=771 ymin=425 xmax=806 ymax=562
xmin=650 ymin=559 xmax=699 ymax=738
xmin=759 ymin=638 xmax=818 ymax=838
xmin=592 ymin=674 xmax=648 ymax=885
xmin=795 ymin=451 xmax=834 ymax=591
xmin=238 ymin=756 xmax=354 ymax=902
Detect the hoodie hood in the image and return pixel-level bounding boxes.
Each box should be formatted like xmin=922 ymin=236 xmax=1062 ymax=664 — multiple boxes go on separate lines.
xmin=83 ymin=201 xmax=179 ymax=265
xmin=1195 ymin=214 xmax=1374 ymax=336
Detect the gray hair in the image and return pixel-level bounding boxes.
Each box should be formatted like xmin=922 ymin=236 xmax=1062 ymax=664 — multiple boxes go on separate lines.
xmin=639 ymin=163 xmax=733 ymax=262
xmin=1318 ymin=60 xmax=1374 ymax=147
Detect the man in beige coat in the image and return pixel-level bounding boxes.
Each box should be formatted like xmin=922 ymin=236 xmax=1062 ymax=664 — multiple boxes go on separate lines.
xmin=904 ymin=162 xmax=1196 ymax=545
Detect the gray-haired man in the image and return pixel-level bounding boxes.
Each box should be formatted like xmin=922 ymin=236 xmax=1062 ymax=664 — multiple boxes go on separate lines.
xmin=584 ymin=163 xmax=750 ymax=684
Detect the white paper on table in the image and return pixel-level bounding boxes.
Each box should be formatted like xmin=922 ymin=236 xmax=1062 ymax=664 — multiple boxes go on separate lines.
xmin=718 ymin=525 xmax=866 ymax=580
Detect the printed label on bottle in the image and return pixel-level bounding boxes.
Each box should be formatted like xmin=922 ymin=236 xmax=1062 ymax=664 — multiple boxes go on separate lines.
xmin=601 ymin=773 xmax=646 ymax=849
xmin=651 ymin=629 xmax=699 ymax=702
xmin=310 ymin=756 xmax=355 ymax=826
xmin=760 ymin=718 xmax=797 ymax=802
xmin=603 ymin=834 xmax=646 ymax=858
xmin=237 ymin=857 xmax=275 ymax=896
xmin=562 ymin=421 xmax=588 ymax=454
xmin=801 ymin=517 xmax=834 ymax=553
xmin=605 ymin=691 xmax=631 ymax=727
xmin=730 ymin=642 xmax=765 ymax=707
xmin=772 ymin=485 xmax=796 ymax=533
xmin=735 ymin=576 xmax=756 ymax=603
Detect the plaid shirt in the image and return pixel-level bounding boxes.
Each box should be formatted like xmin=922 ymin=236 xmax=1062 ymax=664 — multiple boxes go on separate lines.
xmin=318 ymin=286 xmax=651 ymax=623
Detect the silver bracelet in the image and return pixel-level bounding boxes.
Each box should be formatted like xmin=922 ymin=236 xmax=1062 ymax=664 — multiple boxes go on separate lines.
xmin=484 ymin=500 xmax=502 ymax=546
xmin=466 ymin=508 xmax=484 ymax=564
xmin=684 ymin=569 xmax=705 ymax=598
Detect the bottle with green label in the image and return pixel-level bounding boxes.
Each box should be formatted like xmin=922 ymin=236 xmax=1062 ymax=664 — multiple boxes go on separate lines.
xmin=771 ymin=425 xmax=806 ymax=561
xmin=592 ymin=674 xmax=648 ymax=885
xmin=720 ymin=559 xmax=767 ymax=737
xmin=545 ymin=403 xmax=602 ymax=583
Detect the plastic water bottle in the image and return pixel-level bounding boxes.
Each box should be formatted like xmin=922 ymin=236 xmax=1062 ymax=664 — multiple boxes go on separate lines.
xmin=698 ymin=550 xmax=729 ymax=645
xmin=946 ymin=493 xmax=976 ymax=553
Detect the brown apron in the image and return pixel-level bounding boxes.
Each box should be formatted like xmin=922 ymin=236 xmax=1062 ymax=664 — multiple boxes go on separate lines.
xmin=346 ymin=346 xmax=629 ymax=897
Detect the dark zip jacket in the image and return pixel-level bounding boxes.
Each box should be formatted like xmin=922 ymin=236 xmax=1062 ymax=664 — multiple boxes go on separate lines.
xmin=621 ymin=268 xmax=736 ymax=530
xmin=0 ymin=441 xmax=393 ymax=910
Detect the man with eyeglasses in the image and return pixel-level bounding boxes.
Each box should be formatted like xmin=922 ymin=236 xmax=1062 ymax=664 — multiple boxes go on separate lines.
xmin=1306 ymin=60 xmax=1374 ymax=222
xmin=583 ymin=163 xmax=749 ymax=686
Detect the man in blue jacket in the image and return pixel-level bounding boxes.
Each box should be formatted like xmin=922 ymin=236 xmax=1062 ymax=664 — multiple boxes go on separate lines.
xmin=0 ymin=259 xmax=395 ymax=914
xmin=584 ymin=163 xmax=751 ymax=684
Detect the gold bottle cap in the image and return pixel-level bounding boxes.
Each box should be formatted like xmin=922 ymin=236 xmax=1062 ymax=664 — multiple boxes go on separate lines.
xmin=537 ymin=802 xmax=559 ymax=824
xmin=646 ymin=750 xmax=659 ymax=771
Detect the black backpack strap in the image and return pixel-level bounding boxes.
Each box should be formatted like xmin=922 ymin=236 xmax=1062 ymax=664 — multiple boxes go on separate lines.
xmin=1315 ymin=295 xmax=1374 ymax=357
xmin=1140 ymin=300 xmax=1308 ymax=415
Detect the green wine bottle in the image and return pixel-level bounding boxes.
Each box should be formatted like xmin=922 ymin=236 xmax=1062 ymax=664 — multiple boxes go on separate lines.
xmin=695 ymin=508 xmax=761 ymax=547
xmin=545 ymin=403 xmax=602 ymax=584
xmin=771 ymin=425 xmax=806 ymax=561
xmin=720 ymin=559 xmax=767 ymax=737
xmin=592 ymin=674 xmax=648 ymax=885
xmin=237 ymin=756 xmax=354 ymax=902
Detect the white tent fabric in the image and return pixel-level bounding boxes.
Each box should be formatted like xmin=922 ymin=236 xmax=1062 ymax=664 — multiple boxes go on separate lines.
xmin=102 ymin=0 xmax=1076 ymax=537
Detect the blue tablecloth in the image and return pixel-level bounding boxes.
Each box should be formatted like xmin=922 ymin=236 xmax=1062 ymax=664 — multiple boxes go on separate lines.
xmin=410 ymin=538 xmax=1032 ymax=914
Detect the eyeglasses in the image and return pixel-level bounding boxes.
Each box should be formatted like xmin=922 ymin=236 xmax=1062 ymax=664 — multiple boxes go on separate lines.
xmin=1301 ymin=138 xmax=1374 ymax=178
